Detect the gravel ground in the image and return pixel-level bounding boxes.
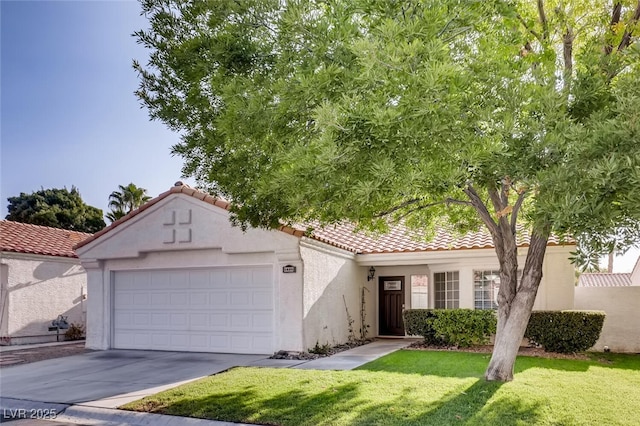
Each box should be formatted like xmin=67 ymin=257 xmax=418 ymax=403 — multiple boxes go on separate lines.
xmin=0 ymin=342 xmax=91 ymax=368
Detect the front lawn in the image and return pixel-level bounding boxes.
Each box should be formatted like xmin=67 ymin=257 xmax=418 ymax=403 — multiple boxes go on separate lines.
xmin=122 ymin=350 xmax=640 ymax=425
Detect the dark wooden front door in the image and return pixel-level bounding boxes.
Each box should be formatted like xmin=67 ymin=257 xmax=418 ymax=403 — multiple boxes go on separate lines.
xmin=379 ymin=276 xmax=405 ymax=336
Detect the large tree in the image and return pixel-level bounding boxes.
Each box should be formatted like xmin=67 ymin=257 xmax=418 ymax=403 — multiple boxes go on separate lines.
xmin=106 ymin=183 xmax=152 ymax=223
xmin=6 ymin=187 xmax=105 ymax=233
xmin=134 ymin=0 xmax=640 ymax=381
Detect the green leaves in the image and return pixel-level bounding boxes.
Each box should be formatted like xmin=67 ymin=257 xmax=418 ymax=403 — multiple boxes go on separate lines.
xmin=135 ymin=0 xmax=640 ymax=256
xmin=106 ymin=183 xmax=152 ymax=223
xmin=6 ymin=187 xmax=105 ymax=233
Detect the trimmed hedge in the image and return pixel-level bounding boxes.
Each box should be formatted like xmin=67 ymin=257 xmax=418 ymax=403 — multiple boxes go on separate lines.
xmin=525 ymin=310 xmax=606 ymax=353
xmin=403 ymin=309 xmax=443 ymax=345
xmin=403 ymin=309 xmax=497 ymax=347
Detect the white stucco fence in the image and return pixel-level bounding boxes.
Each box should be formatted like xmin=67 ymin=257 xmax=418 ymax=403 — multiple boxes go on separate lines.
xmin=0 ymin=253 xmax=86 ymax=345
xmin=574 ymin=286 xmax=640 ymax=352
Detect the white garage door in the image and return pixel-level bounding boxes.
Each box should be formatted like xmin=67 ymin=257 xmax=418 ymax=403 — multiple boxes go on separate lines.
xmin=113 ymin=266 xmax=274 ymax=354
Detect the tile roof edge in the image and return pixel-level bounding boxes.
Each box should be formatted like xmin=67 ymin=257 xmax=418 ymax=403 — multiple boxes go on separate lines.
xmin=72 ymin=182 xmax=577 ymax=255
xmin=0 ymin=220 xmax=92 ymax=238
xmin=73 ymin=183 xmax=304 ymax=251
xmin=0 ymin=249 xmax=79 ymax=259
xmin=73 ymin=188 xmax=174 ymax=250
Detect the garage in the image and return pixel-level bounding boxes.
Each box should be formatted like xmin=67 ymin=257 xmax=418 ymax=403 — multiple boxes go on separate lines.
xmin=113 ymin=266 xmax=274 ymax=354
xmin=76 ymin=183 xmax=305 ymax=354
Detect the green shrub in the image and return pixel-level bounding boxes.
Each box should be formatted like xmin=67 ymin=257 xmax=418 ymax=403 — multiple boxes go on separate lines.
xmin=403 ymin=309 xmax=443 ymax=345
xmin=525 ymin=310 xmax=605 ymax=353
xmin=403 ymin=309 xmax=497 ymax=347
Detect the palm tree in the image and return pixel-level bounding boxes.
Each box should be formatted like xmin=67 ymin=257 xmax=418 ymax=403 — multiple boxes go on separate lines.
xmin=106 ymin=183 xmax=152 ymax=223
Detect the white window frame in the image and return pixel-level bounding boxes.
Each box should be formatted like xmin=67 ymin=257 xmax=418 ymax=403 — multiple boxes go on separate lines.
xmin=434 ymin=271 xmax=459 ymax=309
xmin=410 ymin=274 xmax=429 ymax=309
xmin=473 ymin=270 xmax=522 ymax=310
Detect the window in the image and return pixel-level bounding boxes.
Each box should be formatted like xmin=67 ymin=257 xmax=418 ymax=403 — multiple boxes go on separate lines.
xmin=474 ymin=270 xmax=522 ymax=310
xmin=434 ymin=271 xmax=459 ymax=309
xmin=410 ymin=275 xmax=429 ymax=309
xmin=474 ymin=270 xmax=500 ymax=310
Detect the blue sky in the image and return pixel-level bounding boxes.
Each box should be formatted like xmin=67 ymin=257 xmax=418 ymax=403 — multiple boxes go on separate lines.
xmin=1 ymin=0 xmax=192 ymax=219
xmin=1 ymin=1 xmax=637 ymax=272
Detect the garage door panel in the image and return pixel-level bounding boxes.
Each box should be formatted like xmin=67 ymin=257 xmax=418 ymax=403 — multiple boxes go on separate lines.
xmin=230 ymin=270 xmax=250 ymax=287
xmin=150 ymin=292 xmax=168 ymax=305
xmin=169 ymin=292 xmax=188 ymax=306
xmin=151 ymin=313 xmax=170 ymax=326
xmin=151 ymin=334 xmax=170 ymax=347
xmin=134 ymin=273 xmax=151 ymax=289
xmin=210 ymin=271 xmax=229 ymax=287
xmin=189 ymin=271 xmax=209 ymax=288
xmin=230 ymin=292 xmax=250 ymax=306
xmin=150 ymin=271 xmax=172 ymax=288
xmin=115 ymin=292 xmax=134 ymax=306
xmin=253 ymin=291 xmax=272 ymax=307
xmin=113 ymin=267 xmax=274 ymax=354
xmin=189 ymin=292 xmax=209 ymax=305
xmin=252 ymin=269 xmax=272 ymax=286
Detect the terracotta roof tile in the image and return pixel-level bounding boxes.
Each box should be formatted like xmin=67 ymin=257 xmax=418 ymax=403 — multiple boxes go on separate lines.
xmin=300 ymin=222 xmax=566 ymax=253
xmin=74 ymin=182 xmax=571 ymax=253
xmin=0 ymin=220 xmax=92 ymax=258
xmin=577 ymin=273 xmax=632 ymax=287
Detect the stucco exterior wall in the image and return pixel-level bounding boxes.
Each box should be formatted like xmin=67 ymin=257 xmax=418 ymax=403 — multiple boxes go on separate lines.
xmin=299 ymin=239 xmax=372 ymax=350
xmin=359 ymin=245 xmax=575 ymax=338
xmin=78 ymin=194 xmax=304 ymax=353
xmin=0 ymin=252 xmax=86 ymax=345
xmin=574 ymin=286 xmax=640 ymax=352
xmin=538 ymin=247 xmax=576 ymax=310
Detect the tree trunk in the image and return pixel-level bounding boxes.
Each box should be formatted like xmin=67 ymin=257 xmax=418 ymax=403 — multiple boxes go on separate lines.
xmin=485 ymin=282 xmax=538 ymax=381
xmin=485 ymin=230 xmax=549 ymax=381
xmin=607 ymin=252 xmax=614 ymax=273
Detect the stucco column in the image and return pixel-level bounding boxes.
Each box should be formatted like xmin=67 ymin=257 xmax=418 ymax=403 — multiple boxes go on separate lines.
xmin=275 ymin=249 xmax=304 ymax=352
xmin=80 ymin=260 xmax=108 ymax=350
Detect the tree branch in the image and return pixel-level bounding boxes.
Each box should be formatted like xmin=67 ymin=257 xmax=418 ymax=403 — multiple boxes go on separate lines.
xmin=374 ymin=198 xmax=421 ymax=217
xmin=604 ymin=3 xmax=623 ymax=55
xmin=510 ymin=190 xmax=528 ymax=232
xmin=563 ymin=26 xmax=574 ymax=91
xmin=515 ymin=13 xmax=542 ymax=43
xmin=375 ymin=197 xmax=471 ymax=218
xmin=617 ymin=0 xmax=640 ymax=52
xmin=499 ymin=179 xmax=511 ymax=208
xmin=463 ymin=185 xmax=499 ymax=237
xmin=437 ymin=13 xmax=460 ymax=38
xmin=488 ymin=186 xmax=505 ymax=214
xmin=537 ymin=0 xmax=549 ymax=41
xmin=394 ymin=199 xmax=473 ymax=221
xmin=519 ymin=224 xmax=550 ymax=292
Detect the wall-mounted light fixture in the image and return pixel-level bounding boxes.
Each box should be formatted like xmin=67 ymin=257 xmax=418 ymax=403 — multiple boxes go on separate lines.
xmin=367 ymin=266 xmax=376 ymax=281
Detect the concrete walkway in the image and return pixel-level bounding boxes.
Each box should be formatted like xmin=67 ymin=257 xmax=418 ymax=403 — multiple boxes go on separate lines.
xmin=0 ymin=338 xmax=417 ymax=425
xmin=294 ymin=338 xmax=418 ymax=370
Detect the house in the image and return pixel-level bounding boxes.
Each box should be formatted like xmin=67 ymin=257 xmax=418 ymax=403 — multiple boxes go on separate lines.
xmin=75 ymin=182 xmax=576 ymax=354
xmin=575 ymin=257 xmax=640 ymax=352
xmin=0 ymin=221 xmax=90 ymax=345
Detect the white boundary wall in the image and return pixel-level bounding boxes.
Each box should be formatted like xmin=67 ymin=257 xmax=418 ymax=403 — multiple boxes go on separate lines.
xmin=574 ymin=286 xmax=640 ymax=352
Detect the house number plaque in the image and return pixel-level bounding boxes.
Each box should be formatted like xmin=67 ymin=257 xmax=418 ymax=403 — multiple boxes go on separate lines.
xmin=282 ymin=265 xmax=297 ymax=273
xmin=384 ymin=280 xmax=402 ymax=291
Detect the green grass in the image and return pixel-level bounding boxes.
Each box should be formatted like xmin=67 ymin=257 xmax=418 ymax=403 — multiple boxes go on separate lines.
xmin=122 ymin=350 xmax=640 ymax=425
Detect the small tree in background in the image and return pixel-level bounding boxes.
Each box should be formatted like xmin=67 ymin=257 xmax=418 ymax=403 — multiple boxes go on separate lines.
xmin=106 ymin=183 xmax=152 ymax=223
xmin=5 ymin=187 xmax=105 ymax=233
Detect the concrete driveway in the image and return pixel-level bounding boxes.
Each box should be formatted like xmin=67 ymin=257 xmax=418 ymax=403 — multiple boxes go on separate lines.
xmin=0 ymin=349 xmax=267 ymax=408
